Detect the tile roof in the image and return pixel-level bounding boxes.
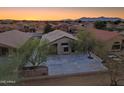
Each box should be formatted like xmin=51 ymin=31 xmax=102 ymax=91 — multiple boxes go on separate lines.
xmin=0 ymin=30 xmax=32 ymax=48
xmin=87 ymin=28 xmax=120 ymax=41
xmin=42 ymin=30 xmax=77 ymax=42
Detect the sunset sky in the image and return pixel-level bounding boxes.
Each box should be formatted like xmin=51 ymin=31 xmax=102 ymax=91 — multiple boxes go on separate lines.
xmin=0 ymin=7 xmax=124 ymax=20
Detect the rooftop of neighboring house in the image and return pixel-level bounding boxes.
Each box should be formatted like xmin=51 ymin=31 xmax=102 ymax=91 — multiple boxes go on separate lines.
xmin=27 ymin=31 xmax=43 ymax=37
xmin=42 ymin=30 xmax=77 ymax=42
xmin=120 ymin=31 xmax=124 ymax=35
xmin=86 ymin=28 xmax=120 ymax=41
xmin=0 ymin=30 xmax=32 ymax=48
xmin=118 ymin=23 xmax=124 ymax=26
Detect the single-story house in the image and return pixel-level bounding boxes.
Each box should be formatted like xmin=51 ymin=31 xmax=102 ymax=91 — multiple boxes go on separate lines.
xmin=117 ymin=23 xmax=124 ymax=29
xmin=42 ymin=30 xmax=77 ymax=55
xmin=27 ymin=32 xmax=43 ymax=39
xmin=86 ymin=28 xmax=124 ymax=52
xmin=41 ymin=29 xmax=124 ymax=55
xmin=0 ymin=30 xmax=32 ymax=56
xmin=106 ymin=22 xmax=124 ymax=29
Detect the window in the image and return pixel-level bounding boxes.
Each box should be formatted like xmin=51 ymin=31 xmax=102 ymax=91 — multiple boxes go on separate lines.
xmin=1 ymin=47 xmax=8 ymax=56
xmin=112 ymin=45 xmax=120 ymax=50
xmin=122 ymin=40 xmax=124 ymax=43
xmin=112 ymin=42 xmax=121 ymax=50
xmin=121 ymin=40 xmax=124 ymax=50
xmin=64 ymin=47 xmax=69 ymax=52
xmin=61 ymin=43 xmax=68 ymax=46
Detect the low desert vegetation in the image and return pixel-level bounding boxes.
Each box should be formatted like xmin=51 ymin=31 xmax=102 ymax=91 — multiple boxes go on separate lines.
xmin=0 ymin=39 xmax=49 ymax=85
xmin=94 ymin=21 xmax=107 ymax=29
xmin=43 ymin=23 xmax=54 ymax=34
xmin=15 ymin=39 xmax=49 ymax=67
xmin=104 ymin=57 xmax=124 ymax=85
xmin=71 ymin=30 xmax=107 ymax=59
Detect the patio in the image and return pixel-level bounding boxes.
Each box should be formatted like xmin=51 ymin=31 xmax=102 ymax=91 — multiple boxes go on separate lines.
xmin=44 ymin=53 xmax=107 ymax=76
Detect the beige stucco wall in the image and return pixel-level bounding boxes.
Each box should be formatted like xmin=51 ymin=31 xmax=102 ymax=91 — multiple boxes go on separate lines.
xmin=49 ymin=35 xmax=124 ymax=55
xmin=103 ymin=35 xmax=124 ymax=52
xmin=21 ymin=71 xmax=110 ymax=86
xmin=50 ymin=37 xmax=74 ymax=55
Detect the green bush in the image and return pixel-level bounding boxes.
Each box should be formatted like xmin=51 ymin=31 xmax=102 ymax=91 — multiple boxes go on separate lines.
xmin=94 ymin=21 xmax=107 ymax=29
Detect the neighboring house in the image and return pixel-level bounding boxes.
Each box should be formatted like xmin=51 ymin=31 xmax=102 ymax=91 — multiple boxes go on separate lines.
xmin=42 ymin=29 xmax=124 ymax=55
xmin=117 ymin=23 xmax=124 ymax=29
xmin=106 ymin=22 xmax=124 ymax=29
xmin=67 ymin=24 xmax=85 ymax=34
xmin=0 ymin=30 xmax=32 ymax=56
xmin=42 ymin=30 xmax=77 ymax=55
xmin=120 ymin=31 xmax=124 ymax=36
xmin=86 ymin=28 xmax=124 ymax=52
xmin=106 ymin=23 xmax=115 ymax=28
xmin=53 ymin=23 xmax=70 ymax=31
xmin=28 ymin=32 xmax=43 ymax=39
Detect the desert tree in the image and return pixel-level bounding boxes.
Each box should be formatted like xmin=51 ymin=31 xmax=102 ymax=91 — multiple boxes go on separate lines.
xmin=43 ymin=23 xmax=54 ymax=34
xmin=0 ymin=39 xmax=49 ymax=85
xmin=113 ymin=20 xmax=122 ymax=25
xmin=0 ymin=58 xmax=20 ymax=85
xmin=94 ymin=21 xmax=107 ymax=29
xmin=105 ymin=57 xmax=124 ymax=85
xmin=15 ymin=39 xmax=49 ymax=68
xmin=75 ymin=30 xmax=106 ymax=59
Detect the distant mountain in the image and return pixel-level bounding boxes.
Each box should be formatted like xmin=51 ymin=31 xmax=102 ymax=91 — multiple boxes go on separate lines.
xmin=78 ymin=17 xmax=123 ymax=22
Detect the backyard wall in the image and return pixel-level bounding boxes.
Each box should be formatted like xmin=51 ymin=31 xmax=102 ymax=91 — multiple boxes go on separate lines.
xmin=21 ymin=71 xmax=111 ymax=86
